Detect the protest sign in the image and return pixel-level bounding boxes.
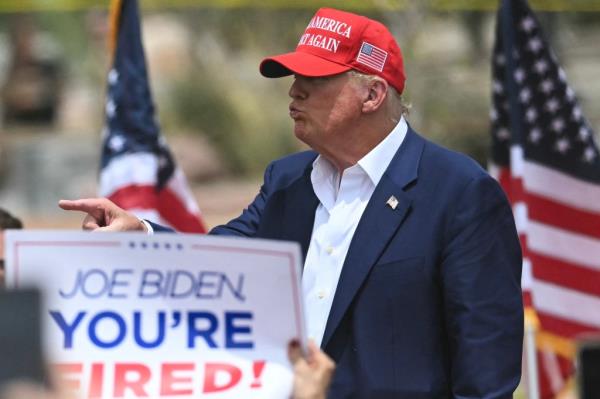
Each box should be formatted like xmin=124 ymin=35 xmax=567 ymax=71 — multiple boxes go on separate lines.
xmin=4 ymin=231 xmax=305 ymax=398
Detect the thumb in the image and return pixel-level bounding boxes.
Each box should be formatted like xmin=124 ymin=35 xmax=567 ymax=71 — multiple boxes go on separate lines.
xmin=288 ymin=339 xmax=303 ymax=366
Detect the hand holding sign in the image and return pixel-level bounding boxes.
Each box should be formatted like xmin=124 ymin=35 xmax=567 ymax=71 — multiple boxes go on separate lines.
xmin=288 ymin=340 xmax=335 ymax=399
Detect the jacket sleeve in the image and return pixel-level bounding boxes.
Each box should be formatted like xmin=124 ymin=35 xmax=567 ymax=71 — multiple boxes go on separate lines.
xmin=441 ymin=174 xmax=523 ymax=399
xmin=209 ymin=162 xmax=274 ymax=237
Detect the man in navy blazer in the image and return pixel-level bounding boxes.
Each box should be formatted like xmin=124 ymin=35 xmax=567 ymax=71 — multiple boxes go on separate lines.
xmin=61 ymin=7 xmax=523 ymax=398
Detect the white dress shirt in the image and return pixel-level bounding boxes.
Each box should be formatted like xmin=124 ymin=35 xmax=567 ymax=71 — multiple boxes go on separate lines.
xmin=303 ymin=117 xmax=408 ymax=346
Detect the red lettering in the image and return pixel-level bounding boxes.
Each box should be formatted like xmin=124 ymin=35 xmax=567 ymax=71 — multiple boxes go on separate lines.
xmin=160 ymin=363 xmax=194 ymax=396
xmin=114 ymin=363 xmax=151 ymax=397
xmin=54 ymin=363 xmax=83 ymax=391
xmin=202 ymin=363 xmax=242 ymax=393
xmin=89 ymin=363 xmax=104 ymax=398
xmin=250 ymin=361 xmax=266 ymax=388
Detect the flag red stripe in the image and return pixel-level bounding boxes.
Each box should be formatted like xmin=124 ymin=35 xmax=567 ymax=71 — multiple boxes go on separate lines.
xmin=536 ymin=349 xmax=573 ymax=399
xmin=158 ymin=186 xmax=207 ymax=233
xmin=530 ymin=250 xmax=600 ymax=297
xmin=537 ymin=310 xmax=599 ymax=339
xmin=108 ymin=184 xmax=206 ymax=233
xmin=525 ymin=191 xmax=600 ymax=240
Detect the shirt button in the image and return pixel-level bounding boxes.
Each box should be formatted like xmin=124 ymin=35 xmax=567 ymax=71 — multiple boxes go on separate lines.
xmin=318 ymin=290 xmax=327 ymax=299
xmin=326 ymin=246 xmax=334 ymax=254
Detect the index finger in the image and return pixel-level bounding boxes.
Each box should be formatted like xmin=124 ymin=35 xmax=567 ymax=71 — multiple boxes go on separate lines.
xmin=58 ymin=198 xmax=106 ymax=213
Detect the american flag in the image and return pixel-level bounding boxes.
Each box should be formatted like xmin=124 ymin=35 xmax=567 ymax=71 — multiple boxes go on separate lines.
xmin=99 ymin=0 xmax=206 ymax=233
xmin=490 ymin=0 xmax=600 ymax=397
xmin=356 ymin=42 xmax=388 ymax=72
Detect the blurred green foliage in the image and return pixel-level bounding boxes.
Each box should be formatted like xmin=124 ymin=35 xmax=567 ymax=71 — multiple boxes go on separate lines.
xmin=1 ymin=6 xmax=598 ymax=177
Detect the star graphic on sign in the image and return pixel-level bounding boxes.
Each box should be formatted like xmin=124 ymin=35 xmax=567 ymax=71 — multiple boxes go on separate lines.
xmin=108 ymin=69 xmax=119 ymax=85
xmin=528 ymin=37 xmax=543 ymax=53
xmin=521 ymin=17 xmax=536 ymax=32
xmin=529 ymin=127 xmax=542 ymax=144
xmin=583 ymin=147 xmax=597 ymax=163
xmin=555 ymin=138 xmax=570 ymax=154
xmin=540 ymin=79 xmax=554 ymax=94
xmin=495 ymin=54 xmax=506 ymax=66
xmin=490 ymin=108 xmax=498 ymax=122
xmin=566 ymin=86 xmax=575 ymax=101
xmin=108 ymin=135 xmax=126 ymax=152
xmin=106 ymin=98 xmax=116 ymax=118
xmin=520 ymin=88 xmax=532 ymax=103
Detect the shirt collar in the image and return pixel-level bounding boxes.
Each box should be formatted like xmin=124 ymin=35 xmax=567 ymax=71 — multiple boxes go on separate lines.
xmin=357 ymin=117 xmax=407 ymax=186
xmin=311 ymin=117 xmax=408 ymax=199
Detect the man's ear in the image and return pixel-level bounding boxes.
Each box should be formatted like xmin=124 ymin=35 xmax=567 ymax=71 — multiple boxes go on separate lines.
xmin=362 ymin=78 xmax=388 ymax=114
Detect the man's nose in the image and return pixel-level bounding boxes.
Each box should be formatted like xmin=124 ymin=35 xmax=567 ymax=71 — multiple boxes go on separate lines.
xmin=288 ymin=78 xmax=307 ymax=100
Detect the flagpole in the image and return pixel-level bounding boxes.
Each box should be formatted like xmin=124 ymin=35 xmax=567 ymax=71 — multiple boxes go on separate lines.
xmin=500 ymin=1 xmax=539 ymax=398
xmin=524 ymin=310 xmax=541 ymax=399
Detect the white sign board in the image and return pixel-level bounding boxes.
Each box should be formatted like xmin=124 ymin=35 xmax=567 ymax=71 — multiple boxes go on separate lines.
xmin=4 ymin=231 xmax=305 ymax=399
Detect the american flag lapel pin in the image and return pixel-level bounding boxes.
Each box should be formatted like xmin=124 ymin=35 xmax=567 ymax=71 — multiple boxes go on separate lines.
xmin=386 ymin=195 xmax=399 ymax=210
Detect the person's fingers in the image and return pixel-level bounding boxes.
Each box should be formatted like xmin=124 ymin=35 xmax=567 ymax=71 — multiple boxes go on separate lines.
xmin=306 ymin=339 xmax=319 ymax=363
xmin=58 ymin=198 xmax=106 ymax=213
xmin=95 ymin=224 xmax=124 ymax=233
xmin=288 ymin=339 xmax=304 ymax=366
xmin=82 ymin=214 xmax=102 ymax=230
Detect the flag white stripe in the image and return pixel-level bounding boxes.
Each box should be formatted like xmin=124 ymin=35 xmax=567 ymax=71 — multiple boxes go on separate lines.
xmin=357 ymin=58 xmax=384 ymax=71
xmin=540 ymin=349 xmax=564 ymax=394
xmin=513 ymin=201 xmax=528 ymax=233
xmin=99 ymin=153 xmax=157 ymax=196
xmin=523 ymin=160 xmax=600 ymax=213
xmin=522 ymin=257 xmax=533 ymax=291
xmin=527 ymin=220 xmax=600 ymax=271
xmin=531 ymin=279 xmax=600 ymax=329
xmin=510 ymin=145 xmax=525 ymax=177
xmin=167 ymin=168 xmax=202 ymax=214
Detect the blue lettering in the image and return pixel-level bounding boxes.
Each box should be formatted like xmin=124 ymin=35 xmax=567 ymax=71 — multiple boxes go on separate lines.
xmin=88 ymin=311 xmax=126 ymax=348
xmin=225 ymin=312 xmax=253 ymax=349
xmin=187 ymin=312 xmax=218 ymax=348
xmin=58 ymin=270 xmax=83 ymax=299
xmin=50 ymin=311 xmax=86 ymax=348
xmin=81 ymin=269 xmax=110 ymax=298
xmin=171 ymin=270 xmax=195 ymax=298
xmin=133 ymin=311 xmax=166 ymax=348
xmin=139 ymin=270 xmax=163 ymax=298
xmin=108 ymin=269 xmax=133 ymax=298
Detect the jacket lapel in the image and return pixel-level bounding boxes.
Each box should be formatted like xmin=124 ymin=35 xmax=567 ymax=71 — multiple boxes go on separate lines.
xmin=280 ymin=166 xmax=320 ymax=261
xmin=321 ymin=128 xmax=425 ymax=348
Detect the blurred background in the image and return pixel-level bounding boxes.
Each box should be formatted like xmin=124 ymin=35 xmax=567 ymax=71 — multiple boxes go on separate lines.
xmin=0 ymin=0 xmax=598 ymax=230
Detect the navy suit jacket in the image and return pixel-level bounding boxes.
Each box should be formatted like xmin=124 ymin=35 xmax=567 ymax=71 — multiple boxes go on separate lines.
xmin=154 ymin=127 xmax=524 ymax=398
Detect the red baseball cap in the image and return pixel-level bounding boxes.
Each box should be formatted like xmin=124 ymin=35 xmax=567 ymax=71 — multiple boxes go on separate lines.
xmin=260 ymin=8 xmax=406 ymax=94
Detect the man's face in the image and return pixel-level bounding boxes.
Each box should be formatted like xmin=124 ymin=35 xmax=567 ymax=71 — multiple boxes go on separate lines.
xmin=288 ymin=72 xmax=365 ymax=153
